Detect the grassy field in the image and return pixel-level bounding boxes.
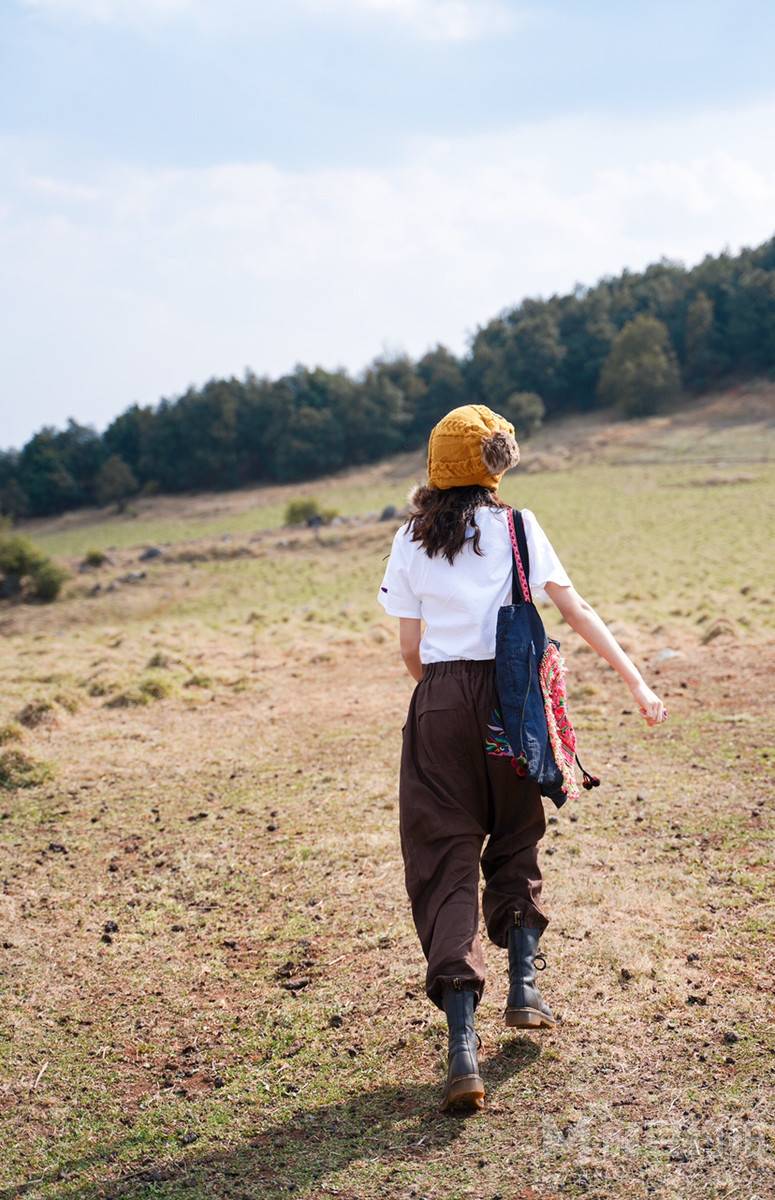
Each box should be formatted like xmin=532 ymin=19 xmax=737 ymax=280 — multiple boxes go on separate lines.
xmin=1 ymin=386 xmax=773 ymax=1199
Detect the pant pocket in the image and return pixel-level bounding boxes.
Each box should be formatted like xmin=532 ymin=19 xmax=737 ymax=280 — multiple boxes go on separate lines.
xmin=416 ymin=700 xmax=475 ymax=769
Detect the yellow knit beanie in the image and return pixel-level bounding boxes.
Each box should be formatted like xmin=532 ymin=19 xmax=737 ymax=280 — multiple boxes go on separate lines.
xmin=426 ymin=404 xmax=520 ymax=491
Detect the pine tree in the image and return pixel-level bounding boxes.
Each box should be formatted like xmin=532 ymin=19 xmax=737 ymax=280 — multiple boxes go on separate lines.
xmin=95 ymin=455 xmax=138 ymax=512
xmin=597 ymin=315 xmax=681 ymax=417
xmin=684 ymin=291 xmax=716 ymax=390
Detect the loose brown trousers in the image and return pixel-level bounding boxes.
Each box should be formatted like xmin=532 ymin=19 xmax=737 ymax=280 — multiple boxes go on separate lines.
xmin=399 ymin=657 xmax=548 ymax=1011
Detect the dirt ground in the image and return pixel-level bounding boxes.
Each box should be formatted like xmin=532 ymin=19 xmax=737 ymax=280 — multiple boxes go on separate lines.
xmin=1 ymin=390 xmax=774 ymax=1199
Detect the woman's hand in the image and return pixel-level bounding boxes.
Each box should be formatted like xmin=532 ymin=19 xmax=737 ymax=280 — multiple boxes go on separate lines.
xmin=628 ymin=678 xmax=668 ymax=726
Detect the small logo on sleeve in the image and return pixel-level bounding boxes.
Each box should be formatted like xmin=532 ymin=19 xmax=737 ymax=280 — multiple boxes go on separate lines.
xmin=380 ymin=586 xmax=388 ymax=592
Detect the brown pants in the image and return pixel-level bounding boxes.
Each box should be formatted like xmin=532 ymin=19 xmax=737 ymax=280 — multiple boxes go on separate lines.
xmin=399 ymin=657 xmax=548 ymax=1011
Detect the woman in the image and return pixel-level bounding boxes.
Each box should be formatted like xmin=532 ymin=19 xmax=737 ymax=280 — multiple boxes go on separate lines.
xmin=376 ymin=404 xmax=668 ymax=1113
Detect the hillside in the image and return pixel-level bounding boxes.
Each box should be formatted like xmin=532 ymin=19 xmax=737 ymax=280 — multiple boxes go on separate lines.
xmin=0 ymin=380 xmax=773 ymax=1199
xmin=18 ymin=377 xmax=775 ymax=560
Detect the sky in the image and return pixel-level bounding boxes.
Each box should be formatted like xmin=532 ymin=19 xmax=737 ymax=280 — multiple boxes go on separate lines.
xmin=1 ymin=0 xmax=774 ymax=450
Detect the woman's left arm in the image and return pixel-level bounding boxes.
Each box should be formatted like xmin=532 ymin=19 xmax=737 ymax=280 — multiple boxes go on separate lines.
xmin=544 ymin=582 xmax=668 ymax=727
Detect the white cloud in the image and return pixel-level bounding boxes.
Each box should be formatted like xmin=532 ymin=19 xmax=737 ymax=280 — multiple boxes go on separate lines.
xmin=20 ymin=0 xmax=193 ymax=23
xmin=19 ymin=0 xmax=523 ymax=39
xmin=1 ymin=101 xmax=774 ymax=446
xmin=304 ymin=0 xmax=522 ymax=41
xmin=26 ymin=174 xmax=103 ymax=202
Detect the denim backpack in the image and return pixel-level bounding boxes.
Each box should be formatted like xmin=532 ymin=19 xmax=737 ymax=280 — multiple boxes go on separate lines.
xmin=492 ymin=507 xmax=600 ymax=808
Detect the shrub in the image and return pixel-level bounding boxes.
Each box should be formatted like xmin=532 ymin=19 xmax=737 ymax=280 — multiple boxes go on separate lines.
xmin=285 ymin=498 xmax=322 ymax=525
xmin=146 ymin=651 xmax=171 ymax=669
xmin=87 ymin=679 xmax=114 ymax=697
xmin=0 ymin=534 xmax=42 ymax=598
xmin=104 ymin=676 xmax=172 ymax=707
xmin=16 ymin=699 xmax=58 ymax=729
xmin=105 ymin=688 xmax=150 ymax=709
xmin=0 ymin=533 xmax=68 ymax=602
xmin=184 ymin=673 xmax=213 ymax=688
xmin=0 ymin=723 xmax=23 ymax=745
xmin=138 ymin=676 xmax=172 ymax=700
xmin=285 ymin=498 xmax=339 ymax=526
xmin=0 ymin=749 xmax=53 ymax=791
xmin=83 ymin=548 xmax=109 ymax=568
xmin=29 ymin=559 xmax=68 ymax=602
xmin=499 ymin=391 xmax=545 ymax=437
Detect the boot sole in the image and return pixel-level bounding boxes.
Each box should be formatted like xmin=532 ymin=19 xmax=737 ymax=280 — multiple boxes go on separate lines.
xmin=504 ymin=1007 xmax=556 ymax=1029
xmin=439 ymin=1073 xmax=486 ymax=1112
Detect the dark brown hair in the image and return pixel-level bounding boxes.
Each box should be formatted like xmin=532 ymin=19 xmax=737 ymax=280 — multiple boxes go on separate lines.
xmin=405 ymin=482 xmax=510 ymax=565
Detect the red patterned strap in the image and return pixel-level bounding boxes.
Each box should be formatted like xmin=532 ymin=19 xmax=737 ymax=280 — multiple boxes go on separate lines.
xmin=506 ymin=507 xmax=532 ymax=604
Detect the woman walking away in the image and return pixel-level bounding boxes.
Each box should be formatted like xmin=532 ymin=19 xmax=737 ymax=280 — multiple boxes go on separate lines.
xmin=376 ymin=404 xmax=668 ymax=1114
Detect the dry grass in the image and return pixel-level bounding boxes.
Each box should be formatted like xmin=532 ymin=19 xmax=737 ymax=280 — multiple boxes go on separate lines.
xmin=0 ymin=387 xmax=773 ymax=1199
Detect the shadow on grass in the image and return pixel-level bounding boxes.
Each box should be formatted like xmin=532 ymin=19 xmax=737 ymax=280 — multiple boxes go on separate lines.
xmin=8 ymin=1038 xmax=540 ymax=1200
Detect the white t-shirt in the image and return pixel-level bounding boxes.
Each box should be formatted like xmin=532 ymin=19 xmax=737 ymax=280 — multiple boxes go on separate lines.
xmin=376 ymin=506 xmax=573 ymax=663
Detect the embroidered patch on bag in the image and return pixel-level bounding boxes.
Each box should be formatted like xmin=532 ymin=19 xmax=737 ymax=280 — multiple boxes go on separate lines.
xmin=538 ymin=642 xmax=580 ymax=801
xmin=485 ymin=706 xmax=528 ymax=776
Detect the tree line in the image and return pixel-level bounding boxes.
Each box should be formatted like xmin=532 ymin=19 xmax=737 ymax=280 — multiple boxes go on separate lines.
xmin=2 ymin=236 xmax=773 ymax=519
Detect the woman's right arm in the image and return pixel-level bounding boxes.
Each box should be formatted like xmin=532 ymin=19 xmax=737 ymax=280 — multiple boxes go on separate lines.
xmin=543 ymin=581 xmax=668 ymax=727
xmin=399 ymin=617 xmax=425 ymax=683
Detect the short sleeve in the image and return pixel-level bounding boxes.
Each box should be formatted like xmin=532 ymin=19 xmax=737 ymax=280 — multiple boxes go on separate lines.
xmin=520 ymin=508 xmax=572 ymax=604
xmin=376 ymin=523 xmax=422 ymax=618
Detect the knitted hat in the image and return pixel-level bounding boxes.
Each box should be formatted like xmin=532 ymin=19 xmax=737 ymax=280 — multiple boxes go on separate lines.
xmin=426 ymin=404 xmax=520 ymax=491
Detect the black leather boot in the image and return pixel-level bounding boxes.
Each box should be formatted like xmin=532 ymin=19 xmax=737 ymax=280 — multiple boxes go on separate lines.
xmin=439 ymin=982 xmax=485 ymax=1112
xmin=504 ymin=912 xmax=556 ymax=1029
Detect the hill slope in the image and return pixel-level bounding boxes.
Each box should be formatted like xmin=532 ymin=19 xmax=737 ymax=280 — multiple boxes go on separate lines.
xmin=19 ymin=378 xmax=775 ymax=560
xmin=0 ymin=379 xmax=773 ymax=1199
